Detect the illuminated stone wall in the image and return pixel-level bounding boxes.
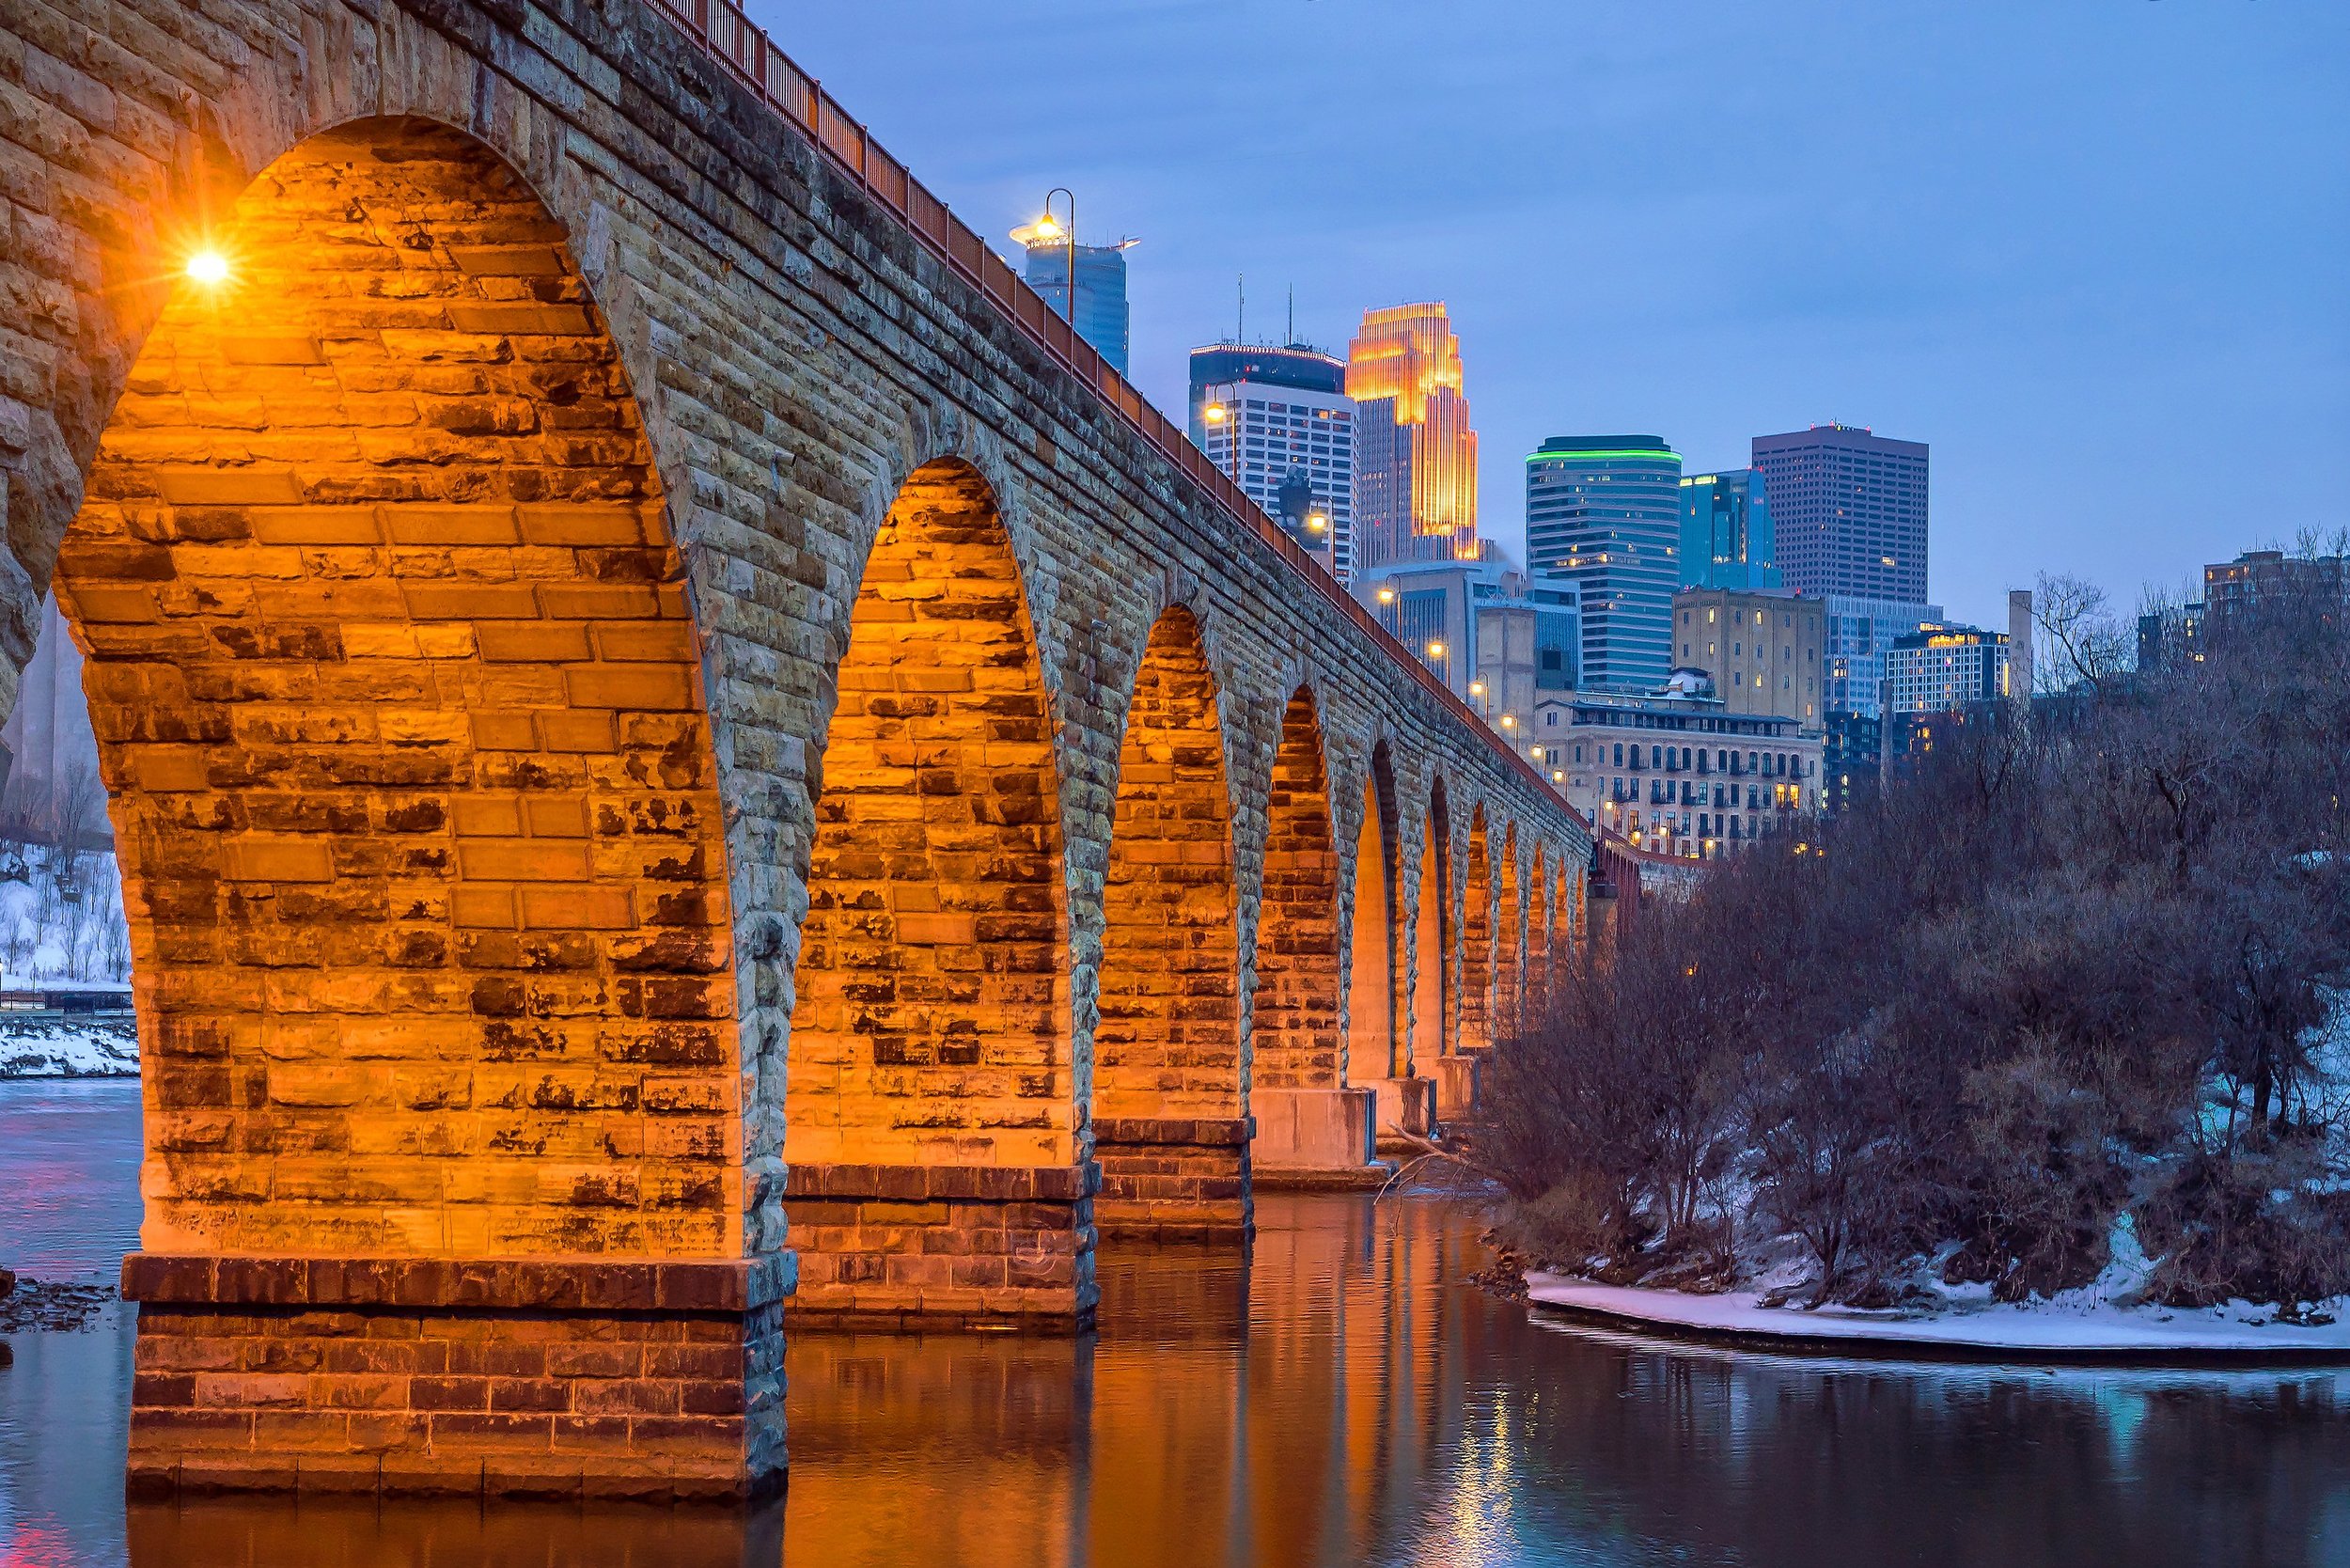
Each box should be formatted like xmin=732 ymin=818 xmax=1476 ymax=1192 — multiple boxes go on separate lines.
xmin=0 ymin=0 xmax=1593 ymax=1495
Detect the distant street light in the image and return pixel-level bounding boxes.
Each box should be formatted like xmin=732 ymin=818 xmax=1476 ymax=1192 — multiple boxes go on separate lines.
xmin=1015 ymin=191 xmax=1076 ymax=336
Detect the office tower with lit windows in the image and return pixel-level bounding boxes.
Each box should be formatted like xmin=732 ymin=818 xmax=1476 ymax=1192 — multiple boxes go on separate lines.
xmin=1188 ymin=343 xmax=1356 ymax=576
xmin=1678 ymin=469 xmax=1778 ymax=590
xmin=1011 ymin=220 xmax=1137 ymax=377
xmin=1525 ymin=435 xmax=1683 ymax=692
xmin=1749 ymin=423 xmax=1928 ymax=602
xmin=1819 ymin=595 xmax=1941 ymax=720
xmin=1346 ymin=303 xmax=1480 ymax=572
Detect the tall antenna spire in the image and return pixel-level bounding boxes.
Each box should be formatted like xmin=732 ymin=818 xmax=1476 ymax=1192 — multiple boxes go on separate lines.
xmin=1236 ymin=274 xmax=1245 ymax=345
xmin=1287 ymin=286 xmax=1294 ymax=346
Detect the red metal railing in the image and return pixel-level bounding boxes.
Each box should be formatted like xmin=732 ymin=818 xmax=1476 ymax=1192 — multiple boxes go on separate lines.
xmin=649 ymin=0 xmax=1567 ymax=806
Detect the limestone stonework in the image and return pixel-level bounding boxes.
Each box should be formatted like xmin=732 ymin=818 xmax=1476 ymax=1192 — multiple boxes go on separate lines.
xmin=0 ymin=0 xmax=1591 ymax=1496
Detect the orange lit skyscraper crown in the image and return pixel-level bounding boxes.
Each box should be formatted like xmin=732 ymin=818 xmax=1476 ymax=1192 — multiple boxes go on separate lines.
xmin=1346 ymin=303 xmax=1479 ymax=559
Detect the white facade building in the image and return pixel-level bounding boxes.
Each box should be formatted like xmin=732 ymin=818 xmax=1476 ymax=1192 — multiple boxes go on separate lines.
xmin=1189 ymin=345 xmax=1357 ymax=580
xmin=1534 ymin=676 xmax=1825 ymax=860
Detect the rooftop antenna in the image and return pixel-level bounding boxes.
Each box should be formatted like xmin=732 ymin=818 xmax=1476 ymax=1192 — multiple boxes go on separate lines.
xmin=1236 ymin=274 xmax=1245 ymax=345
xmin=1287 ymin=286 xmax=1294 ymax=347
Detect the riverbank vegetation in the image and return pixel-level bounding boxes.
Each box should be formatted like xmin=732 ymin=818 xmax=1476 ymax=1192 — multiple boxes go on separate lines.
xmin=1481 ymin=557 xmax=2350 ymax=1313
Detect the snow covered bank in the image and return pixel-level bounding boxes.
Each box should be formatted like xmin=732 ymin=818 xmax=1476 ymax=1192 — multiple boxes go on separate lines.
xmin=0 ymin=1013 xmax=137 ymax=1077
xmin=1528 ymin=1273 xmax=2350 ymax=1362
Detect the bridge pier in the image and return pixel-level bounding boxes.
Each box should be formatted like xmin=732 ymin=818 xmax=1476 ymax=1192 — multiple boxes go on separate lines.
xmin=1371 ymin=1075 xmax=1437 ymax=1149
xmin=1432 ymin=1055 xmax=1481 ymax=1124
xmin=1094 ymin=1117 xmax=1255 ymax=1241
xmin=1249 ymin=1088 xmax=1377 ymax=1183
xmin=781 ymin=1165 xmax=1100 ymax=1332
xmin=120 ymin=1255 xmax=787 ymax=1500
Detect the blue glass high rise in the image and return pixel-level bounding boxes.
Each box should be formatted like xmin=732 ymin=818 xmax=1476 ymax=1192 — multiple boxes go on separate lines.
xmin=1525 ymin=435 xmax=1683 ymax=692
xmin=1678 ymin=469 xmax=1778 ymax=590
xmin=1020 ymin=240 xmax=1134 ymax=378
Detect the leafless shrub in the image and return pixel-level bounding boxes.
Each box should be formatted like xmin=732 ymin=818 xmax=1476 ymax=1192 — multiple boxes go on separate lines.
xmin=1484 ymin=545 xmax=2350 ymax=1307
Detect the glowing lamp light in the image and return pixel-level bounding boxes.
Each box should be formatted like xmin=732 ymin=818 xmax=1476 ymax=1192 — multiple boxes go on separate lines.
xmin=1204 ymin=404 xmax=1226 ymax=424
xmin=1551 ymin=769 xmax=1564 ymax=783
xmin=1031 ymin=213 xmax=1063 ymax=241
xmin=1468 ymin=680 xmax=1485 ymax=696
xmin=1498 ymin=713 xmax=1514 ymax=729
xmin=185 ymin=250 xmax=229 ymax=286
xmin=1306 ymin=512 xmax=1328 ymax=533
xmin=1425 ymin=640 xmax=1446 ymax=659
xmin=1376 ymin=587 xmax=1396 ymax=604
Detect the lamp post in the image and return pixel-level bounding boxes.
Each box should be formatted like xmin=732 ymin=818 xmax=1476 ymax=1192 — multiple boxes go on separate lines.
xmin=1200 ymin=379 xmax=1242 ymax=483
xmin=1011 ymin=189 xmax=1079 ymax=336
xmin=1042 ymin=188 xmax=1076 ymax=327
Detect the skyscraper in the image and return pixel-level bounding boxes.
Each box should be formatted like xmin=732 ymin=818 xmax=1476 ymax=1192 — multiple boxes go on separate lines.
xmin=1011 ymin=223 xmax=1137 ymax=377
xmin=1751 ymin=424 xmax=1932 ymax=726
xmin=1346 ymin=303 xmax=1480 ymax=572
xmin=1749 ymin=423 xmax=1928 ymax=602
xmin=1677 ymin=470 xmax=1778 ymax=590
xmin=1524 ymin=435 xmax=1683 ymax=692
xmin=1189 ymin=344 xmax=1356 ymax=577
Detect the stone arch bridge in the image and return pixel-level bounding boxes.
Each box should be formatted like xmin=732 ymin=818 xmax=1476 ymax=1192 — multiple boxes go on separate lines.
xmin=0 ymin=0 xmax=1592 ymax=1497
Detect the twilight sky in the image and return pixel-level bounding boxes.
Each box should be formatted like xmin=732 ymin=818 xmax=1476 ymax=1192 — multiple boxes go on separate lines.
xmin=746 ymin=0 xmax=2348 ymax=630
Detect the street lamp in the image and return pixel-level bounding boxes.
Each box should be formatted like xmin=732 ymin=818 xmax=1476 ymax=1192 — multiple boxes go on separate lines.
xmin=1198 ymin=380 xmax=1243 ymax=482
xmin=1012 ymin=188 xmax=1078 ymax=333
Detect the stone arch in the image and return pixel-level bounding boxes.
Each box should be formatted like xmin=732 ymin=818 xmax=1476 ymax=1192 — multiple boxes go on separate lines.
xmin=1411 ymin=776 xmax=1452 ymax=1076
xmin=1525 ymin=846 xmax=1551 ymax=1024
xmin=1556 ymin=857 xmax=1582 ymax=980
xmin=1459 ymin=805 xmax=1494 ymax=1054
xmin=1496 ymin=823 xmax=1522 ymax=1043
xmin=787 ymin=456 xmax=1067 ymax=1162
xmin=1347 ymin=741 xmax=1401 ymax=1086
xmin=1252 ymin=686 xmax=1340 ymax=1091
xmin=64 ymin=117 xmax=738 ymax=1256
xmin=1093 ymin=604 xmax=1247 ymax=1239
xmin=59 ymin=117 xmax=769 ymax=1487
xmin=785 ymin=457 xmax=1085 ymax=1313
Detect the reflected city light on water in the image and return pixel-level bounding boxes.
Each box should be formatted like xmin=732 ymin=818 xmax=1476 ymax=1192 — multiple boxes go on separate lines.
xmin=4 ymin=1083 xmax=2348 ymax=1568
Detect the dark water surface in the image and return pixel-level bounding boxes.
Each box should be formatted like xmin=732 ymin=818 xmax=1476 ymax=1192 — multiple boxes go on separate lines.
xmin=3 ymin=1079 xmax=2347 ymax=1566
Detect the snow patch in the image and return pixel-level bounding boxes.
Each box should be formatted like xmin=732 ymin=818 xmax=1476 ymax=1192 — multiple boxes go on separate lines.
xmin=1527 ymin=1272 xmax=2350 ymax=1357
xmin=0 ymin=1013 xmax=138 ymax=1077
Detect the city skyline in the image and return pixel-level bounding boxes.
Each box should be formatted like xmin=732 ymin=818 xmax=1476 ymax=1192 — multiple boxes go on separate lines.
xmin=750 ymin=0 xmax=2347 ymax=633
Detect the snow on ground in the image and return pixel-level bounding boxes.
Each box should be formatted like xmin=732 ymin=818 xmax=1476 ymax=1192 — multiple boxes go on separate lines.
xmin=0 ymin=1014 xmax=137 ymax=1077
xmin=1527 ymin=1272 xmax=2350 ymax=1358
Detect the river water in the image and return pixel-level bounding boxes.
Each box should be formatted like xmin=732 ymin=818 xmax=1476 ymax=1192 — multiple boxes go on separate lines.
xmin=3 ymin=1078 xmax=2347 ymax=1567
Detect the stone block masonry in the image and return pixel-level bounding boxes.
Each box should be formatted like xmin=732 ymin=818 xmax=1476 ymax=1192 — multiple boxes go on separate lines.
xmin=0 ymin=0 xmax=1595 ymax=1496
xmin=122 ymin=1253 xmax=787 ymax=1501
